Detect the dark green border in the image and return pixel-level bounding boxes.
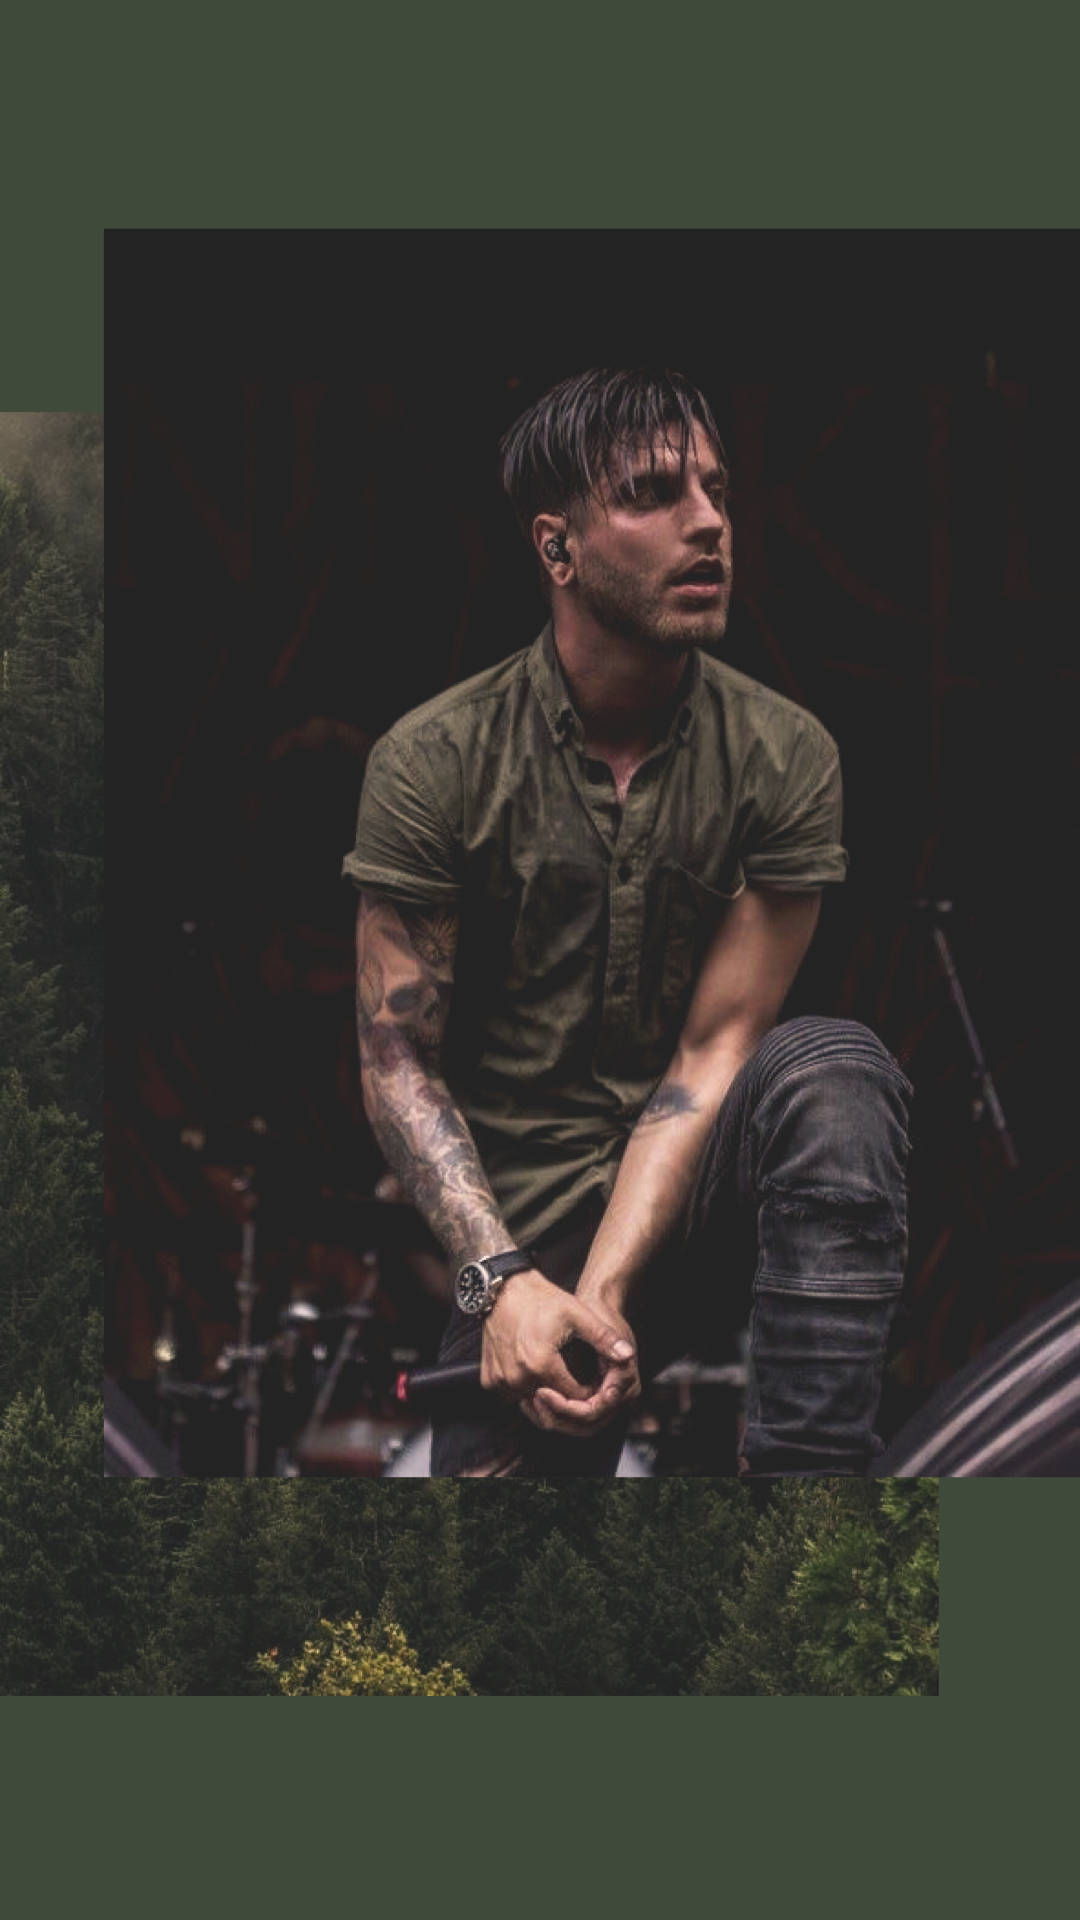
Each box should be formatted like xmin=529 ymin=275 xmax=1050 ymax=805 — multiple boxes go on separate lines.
xmin=3 ymin=3 xmax=1078 ymax=402
xmin=5 ymin=8 xmax=1077 ymax=1905
xmin=10 ymin=1484 xmax=1078 ymax=1906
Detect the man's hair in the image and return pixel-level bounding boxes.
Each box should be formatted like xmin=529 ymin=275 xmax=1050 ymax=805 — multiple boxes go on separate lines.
xmin=499 ymin=366 xmax=727 ymax=540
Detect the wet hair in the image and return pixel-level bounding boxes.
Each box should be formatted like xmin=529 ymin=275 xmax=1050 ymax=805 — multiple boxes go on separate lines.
xmin=499 ymin=366 xmax=727 ymax=540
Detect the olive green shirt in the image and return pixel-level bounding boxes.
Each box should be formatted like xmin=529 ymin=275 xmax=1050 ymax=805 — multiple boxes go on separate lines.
xmin=343 ymin=624 xmax=847 ymax=1246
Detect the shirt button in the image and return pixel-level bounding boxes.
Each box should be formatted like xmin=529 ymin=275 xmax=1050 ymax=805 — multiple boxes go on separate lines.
xmin=617 ymin=862 xmax=632 ymax=883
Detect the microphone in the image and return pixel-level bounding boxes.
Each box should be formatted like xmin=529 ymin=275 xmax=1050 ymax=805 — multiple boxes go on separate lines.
xmin=396 ymin=1361 xmax=482 ymax=1405
xmin=395 ymin=1337 xmax=600 ymax=1406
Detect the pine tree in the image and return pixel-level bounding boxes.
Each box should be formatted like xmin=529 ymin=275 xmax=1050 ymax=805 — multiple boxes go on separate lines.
xmin=694 ymin=1480 xmax=938 ymax=1697
xmin=0 ymin=775 xmax=23 ymax=894
xmin=0 ymin=1391 xmax=161 ymax=1694
xmin=160 ymin=1480 xmax=307 ymax=1694
xmin=695 ymin=1482 xmax=815 ymax=1695
xmin=790 ymin=1479 xmax=939 ymax=1696
xmin=0 ymin=889 xmax=79 ymax=1103
xmin=378 ymin=1481 xmax=480 ymax=1675
xmin=2 ymin=547 xmax=90 ymax=944
xmin=480 ymin=1530 xmax=626 ymax=1695
xmin=0 ymin=476 xmax=38 ymax=655
xmin=0 ymin=1068 xmax=98 ymax=1416
xmin=15 ymin=543 xmax=86 ymax=664
xmin=596 ymin=1480 xmax=754 ymax=1694
xmin=271 ymin=1479 xmax=388 ymax=1630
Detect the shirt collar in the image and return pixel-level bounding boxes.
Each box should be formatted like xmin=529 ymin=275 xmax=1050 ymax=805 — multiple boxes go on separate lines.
xmin=527 ymin=622 xmax=702 ymax=749
xmin=526 ymin=622 xmax=582 ymax=745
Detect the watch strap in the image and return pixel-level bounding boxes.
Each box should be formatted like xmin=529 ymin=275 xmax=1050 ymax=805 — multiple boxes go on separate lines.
xmin=481 ymin=1248 xmax=536 ymax=1281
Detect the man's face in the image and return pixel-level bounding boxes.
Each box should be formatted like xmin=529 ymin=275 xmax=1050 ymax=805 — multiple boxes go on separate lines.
xmin=569 ymin=423 xmax=732 ymax=654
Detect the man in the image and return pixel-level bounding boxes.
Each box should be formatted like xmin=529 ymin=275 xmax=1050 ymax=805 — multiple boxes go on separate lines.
xmin=343 ymin=367 xmax=911 ymax=1477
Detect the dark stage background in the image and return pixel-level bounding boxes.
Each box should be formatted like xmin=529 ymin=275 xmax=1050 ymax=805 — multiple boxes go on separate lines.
xmin=108 ymin=231 xmax=1079 ymax=1470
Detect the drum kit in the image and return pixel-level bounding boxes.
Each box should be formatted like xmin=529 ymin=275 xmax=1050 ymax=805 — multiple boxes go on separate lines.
xmin=148 ymin=1131 xmax=747 ymax=1478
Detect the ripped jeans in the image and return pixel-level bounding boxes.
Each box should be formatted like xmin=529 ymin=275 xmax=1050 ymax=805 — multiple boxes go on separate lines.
xmin=430 ymin=1018 xmax=912 ymax=1478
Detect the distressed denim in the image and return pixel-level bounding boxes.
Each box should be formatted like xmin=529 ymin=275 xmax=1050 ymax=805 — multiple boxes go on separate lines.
xmin=431 ymin=1017 xmax=911 ymax=1478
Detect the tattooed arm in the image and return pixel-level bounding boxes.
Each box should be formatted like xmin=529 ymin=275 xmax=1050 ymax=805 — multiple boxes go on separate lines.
xmin=553 ymin=888 xmax=823 ymax=1406
xmin=355 ymin=891 xmax=509 ymax=1267
xmin=356 ymin=892 xmax=637 ymax=1419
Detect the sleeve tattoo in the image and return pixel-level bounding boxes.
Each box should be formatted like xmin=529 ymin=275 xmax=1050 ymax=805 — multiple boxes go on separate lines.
xmin=355 ymin=894 xmax=506 ymax=1266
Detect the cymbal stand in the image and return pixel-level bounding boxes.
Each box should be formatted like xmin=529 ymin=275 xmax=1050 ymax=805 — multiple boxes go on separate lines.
xmin=916 ymin=896 xmax=1020 ymax=1170
xmin=234 ymin=1216 xmax=261 ymax=1475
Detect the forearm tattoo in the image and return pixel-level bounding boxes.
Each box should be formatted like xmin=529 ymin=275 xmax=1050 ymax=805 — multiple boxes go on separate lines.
xmin=637 ymin=1079 xmax=699 ymax=1128
xmin=356 ymin=894 xmax=505 ymax=1265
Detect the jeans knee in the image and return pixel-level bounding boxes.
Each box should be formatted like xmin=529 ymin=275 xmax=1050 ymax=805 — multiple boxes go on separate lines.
xmin=751 ymin=1019 xmax=911 ymax=1200
xmin=756 ymin=1017 xmax=910 ymax=1108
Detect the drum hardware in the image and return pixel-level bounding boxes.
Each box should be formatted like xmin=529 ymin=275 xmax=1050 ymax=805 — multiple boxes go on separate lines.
xmin=914 ymin=896 xmax=1019 ymax=1169
xmin=235 ymin=1217 xmax=260 ymax=1475
xmin=652 ymin=1356 xmax=748 ymax=1418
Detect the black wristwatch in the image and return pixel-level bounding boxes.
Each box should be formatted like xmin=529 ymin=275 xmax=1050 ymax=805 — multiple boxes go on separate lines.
xmin=454 ymin=1249 xmax=537 ymax=1316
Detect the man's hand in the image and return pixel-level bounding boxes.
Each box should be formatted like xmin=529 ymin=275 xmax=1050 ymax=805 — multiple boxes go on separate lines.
xmin=481 ymin=1269 xmax=640 ymax=1435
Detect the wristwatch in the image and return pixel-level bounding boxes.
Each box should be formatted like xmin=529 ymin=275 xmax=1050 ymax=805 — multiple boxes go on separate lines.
xmin=455 ymin=1249 xmax=537 ymax=1316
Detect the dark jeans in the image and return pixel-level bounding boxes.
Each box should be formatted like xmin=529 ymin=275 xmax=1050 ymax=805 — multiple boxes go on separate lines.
xmin=430 ymin=1017 xmax=912 ymax=1478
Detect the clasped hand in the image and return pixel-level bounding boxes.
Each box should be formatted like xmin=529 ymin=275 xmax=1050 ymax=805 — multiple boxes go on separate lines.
xmin=481 ymin=1268 xmax=640 ymax=1435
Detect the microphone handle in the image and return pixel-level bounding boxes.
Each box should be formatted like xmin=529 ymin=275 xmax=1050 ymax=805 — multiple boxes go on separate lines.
xmin=404 ymin=1361 xmax=482 ymax=1397
xmin=399 ymin=1338 xmax=600 ymax=1404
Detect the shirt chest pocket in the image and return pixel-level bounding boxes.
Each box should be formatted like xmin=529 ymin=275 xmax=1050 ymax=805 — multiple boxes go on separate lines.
xmin=659 ymin=859 xmax=746 ymax=1011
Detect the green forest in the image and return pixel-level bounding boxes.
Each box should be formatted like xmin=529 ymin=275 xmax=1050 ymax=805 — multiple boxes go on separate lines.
xmin=0 ymin=418 xmax=937 ymax=1698
xmin=0 ymin=1473 xmax=937 ymax=1696
xmin=0 ymin=417 xmax=102 ymax=1444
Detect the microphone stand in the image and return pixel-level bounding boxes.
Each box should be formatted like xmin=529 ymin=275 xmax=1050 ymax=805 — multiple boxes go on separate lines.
xmin=235 ymin=1216 xmax=261 ymax=1476
xmin=916 ymin=897 xmax=1019 ymax=1170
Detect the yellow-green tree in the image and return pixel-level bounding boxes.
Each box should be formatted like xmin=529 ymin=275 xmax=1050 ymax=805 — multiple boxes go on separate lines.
xmin=255 ymin=1614 xmax=472 ymax=1696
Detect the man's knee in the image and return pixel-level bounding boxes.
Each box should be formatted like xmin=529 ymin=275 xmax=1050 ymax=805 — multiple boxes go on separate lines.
xmin=748 ymin=1017 xmax=911 ymax=1206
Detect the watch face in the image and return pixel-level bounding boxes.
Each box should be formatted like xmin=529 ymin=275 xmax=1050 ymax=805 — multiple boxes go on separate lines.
xmin=457 ymin=1263 xmax=488 ymax=1313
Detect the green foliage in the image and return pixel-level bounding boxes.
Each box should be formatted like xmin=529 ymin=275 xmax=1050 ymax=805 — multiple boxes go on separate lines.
xmin=0 ymin=1392 xmax=162 ymax=1695
xmin=696 ymin=1480 xmax=939 ymax=1696
xmin=15 ymin=545 xmax=85 ymax=660
xmin=0 ymin=1069 xmax=99 ymax=1415
xmin=791 ymin=1479 xmax=939 ymax=1696
xmin=479 ymin=1529 xmax=627 ymax=1695
xmin=595 ymin=1479 xmax=755 ymax=1694
xmin=158 ymin=1481 xmax=318 ymax=1695
xmin=256 ymin=1612 xmax=472 ymax=1696
xmin=0 ymin=476 xmax=37 ymax=653
xmin=0 ymin=890 xmax=81 ymax=1102
xmin=379 ymin=1480 xmax=482 ymax=1673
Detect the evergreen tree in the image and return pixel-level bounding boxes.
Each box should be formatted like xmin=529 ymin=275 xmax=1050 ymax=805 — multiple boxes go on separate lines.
xmin=15 ymin=544 xmax=85 ymax=662
xmin=272 ymin=1480 xmax=388 ymax=1630
xmin=0 ymin=889 xmax=79 ymax=1103
xmin=2 ymin=547 xmax=91 ymax=946
xmin=0 ymin=476 xmax=37 ymax=655
xmin=0 ymin=1391 xmax=161 ymax=1694
xmin=0 ymin=775 xmax=23 ymax=894
xmin=695 ymin=1481 xmax=938 ymax=1698
xmin=0 ymin=1069 xmax=98 ymax=1416
xmin=695 ymin=1482 xmax=815 ymax=1695
xmin=791 ymin=1479 xmax=939 ymax=1696
xmin=480 ymin=1530 xmax=626 ymax=1695
xmin=458 ymin=1480 xmax=568 ymax=1621
xmin=10 ymin=416 xmax=103 ymax=612
xmin=160 ymin=1480 xmax=307 ymax=1694
xmin=378 ymin=1481 xmax=479 ymax=1675
xmin=596 ymin=1480 xmax=754 ymax=1694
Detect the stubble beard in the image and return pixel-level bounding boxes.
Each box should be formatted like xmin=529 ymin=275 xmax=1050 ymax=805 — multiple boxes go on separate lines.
xmin=575 ymin=550 xmax=730 ymax=656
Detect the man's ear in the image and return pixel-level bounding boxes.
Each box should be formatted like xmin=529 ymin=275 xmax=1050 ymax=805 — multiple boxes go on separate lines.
xmin=533 ymin=513 xmax=574 ymax=584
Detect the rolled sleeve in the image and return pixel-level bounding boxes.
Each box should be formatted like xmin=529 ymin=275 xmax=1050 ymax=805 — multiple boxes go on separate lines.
xmin=342 ymin=734 xmax=462 ymax=906
xmin=740 ymin=724 xmax=848 ymax=890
